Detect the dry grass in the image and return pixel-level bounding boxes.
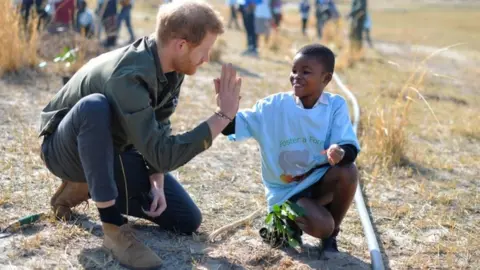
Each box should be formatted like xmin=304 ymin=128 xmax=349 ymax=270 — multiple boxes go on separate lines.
xmin=0 ymin=1 xmax=104 ymax=77
xmin=371 ymin=6 xmax=480 ymax=52
xmin=0 ymin=1 xmax=39 ymax=76
xmin=0 ymin=0 xmax=479 ymax=269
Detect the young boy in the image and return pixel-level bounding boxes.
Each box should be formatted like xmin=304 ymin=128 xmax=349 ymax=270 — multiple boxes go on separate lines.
xmin=220 ymin=44 xmax=360 ymax=251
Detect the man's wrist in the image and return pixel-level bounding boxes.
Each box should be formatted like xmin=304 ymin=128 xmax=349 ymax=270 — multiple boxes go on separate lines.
xmin=214 ymin=110 xmax=234 ymax=122
xmin=149 ymin=173 xmax=164 ymax=189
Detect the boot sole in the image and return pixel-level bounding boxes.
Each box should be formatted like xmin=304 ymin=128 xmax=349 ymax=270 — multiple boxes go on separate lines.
xmin=102 ymin=245 xmax=162 ymax=270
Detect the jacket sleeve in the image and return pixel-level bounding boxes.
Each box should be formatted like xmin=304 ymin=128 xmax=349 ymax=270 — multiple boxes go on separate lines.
xmin=104 ymin=73 xmax=213 ymax=174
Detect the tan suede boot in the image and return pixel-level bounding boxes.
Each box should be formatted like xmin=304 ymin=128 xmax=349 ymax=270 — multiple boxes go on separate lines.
xmin=102 ymin=222 xmax=163 ymax=270
xmin=50 ymin=180 xmax=90 ymax=220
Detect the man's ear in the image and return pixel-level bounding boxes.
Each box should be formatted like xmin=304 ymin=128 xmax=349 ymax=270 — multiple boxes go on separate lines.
xmin=172 ymin=39 xmax=188 ymax=53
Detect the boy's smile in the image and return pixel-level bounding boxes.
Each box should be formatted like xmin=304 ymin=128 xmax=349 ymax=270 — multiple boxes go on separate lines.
xmin=290 ymin=53 xmax=332 ymax=109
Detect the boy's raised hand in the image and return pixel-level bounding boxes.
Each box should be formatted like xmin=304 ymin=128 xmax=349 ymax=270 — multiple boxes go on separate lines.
xmin=321 ymin=144 xmax=345 ymax=166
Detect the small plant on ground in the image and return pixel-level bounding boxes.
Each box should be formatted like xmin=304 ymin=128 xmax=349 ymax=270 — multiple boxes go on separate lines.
xmin=262 ymin=201 xmax=305 ymax=249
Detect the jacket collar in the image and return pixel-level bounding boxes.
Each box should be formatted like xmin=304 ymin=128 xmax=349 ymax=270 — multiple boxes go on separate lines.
xmin=146 ymin=34 xmax=168 ymax=83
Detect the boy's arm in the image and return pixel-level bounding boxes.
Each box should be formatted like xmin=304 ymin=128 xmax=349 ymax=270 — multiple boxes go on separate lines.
xmin=328 ymin=97 xmax=361 ymax=165
xmin=223 ymin=97 xmax=270 ymax=141
xmin=338 ymin=144 xmax=358 ymax=165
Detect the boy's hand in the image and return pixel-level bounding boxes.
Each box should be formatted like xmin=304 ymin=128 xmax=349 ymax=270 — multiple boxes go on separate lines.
xmin=321 ymin=144 xmax=345 ymax=166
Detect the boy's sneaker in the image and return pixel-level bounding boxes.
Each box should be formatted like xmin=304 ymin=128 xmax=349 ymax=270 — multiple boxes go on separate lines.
xmin=321 ymin=236 xmax=339 ymax=252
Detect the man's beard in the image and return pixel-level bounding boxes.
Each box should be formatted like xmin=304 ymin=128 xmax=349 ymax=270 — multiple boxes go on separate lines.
xmin=173 ymin=54 xmax=197 ymax=75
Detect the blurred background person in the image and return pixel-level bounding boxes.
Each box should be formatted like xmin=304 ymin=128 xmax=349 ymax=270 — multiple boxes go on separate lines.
xmin=96 ymin=0 xmax=118 ymax=47
xmin=314 ymin=0 xmax=330 ymax=39
xmin=328 ymin=0 xmax=339 ymax=21
xmin=363 ymin=11 xmax=373 ymax=48
xmin=299 ymin=0 xmax=310 ymax=36
xmin=227 ymin=0 xmax=241 ymax=29
xmin=254 ymin=0 xmax=273 ymax=48
xmin=76 ymin=0 xmax=95 ymax=38
xmin=241 ymin=0 xmax=259 ymax=56
xmin=117 ymin=0 xmax=136 ymax=43
xmin=270 ymin=0 xmax=282 ymax=29
xmin=347 ymin=0 xmax=367 ymax=52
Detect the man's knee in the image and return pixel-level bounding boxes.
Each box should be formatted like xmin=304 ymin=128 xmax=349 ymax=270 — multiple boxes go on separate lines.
xmin=182 ymin=206 xmax=203 ymax=234
xmin=77 ymin=93 xmax=111 ymax=121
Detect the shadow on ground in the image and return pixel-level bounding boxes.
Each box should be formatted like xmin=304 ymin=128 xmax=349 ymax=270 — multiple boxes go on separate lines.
xmin=277 ymin=243 xmax=372 ymax=270
xmin=74 ymin=216 xmax=374 ymax=269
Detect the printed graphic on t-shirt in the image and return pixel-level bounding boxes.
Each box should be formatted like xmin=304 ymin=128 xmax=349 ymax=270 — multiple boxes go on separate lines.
xmin=278 ymin=136 xmax=327 ymax=183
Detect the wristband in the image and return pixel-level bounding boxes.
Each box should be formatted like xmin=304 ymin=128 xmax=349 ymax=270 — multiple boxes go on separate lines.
xmin=215 ymin=111 xmax=233 ymax=122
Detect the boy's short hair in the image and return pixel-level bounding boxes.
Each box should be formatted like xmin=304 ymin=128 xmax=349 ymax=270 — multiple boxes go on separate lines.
xmin=297 ymin=44 xmax=335 ymax=73
xmin=155 ymin=0 xmax=224 ymax=47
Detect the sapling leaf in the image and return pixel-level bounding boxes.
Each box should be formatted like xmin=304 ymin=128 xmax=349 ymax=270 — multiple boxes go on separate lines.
xmin=275 ymin=219 xmax=283 ymax=232
xmin=272 ymin=204 xmax=281 ymax=214
xmin=288 ymin=237 xmax=300 ymax=249
xmin=265 ymin=213 xmax=274 ymax=225
xmin=287 ymin=213 xmax=297 ymax=221
xmin=286 ymin=201 xmax=306 ymax=217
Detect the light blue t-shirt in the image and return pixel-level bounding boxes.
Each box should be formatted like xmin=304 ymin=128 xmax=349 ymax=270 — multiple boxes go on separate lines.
xmin=228 ymin=91 xmax=360 ymax=211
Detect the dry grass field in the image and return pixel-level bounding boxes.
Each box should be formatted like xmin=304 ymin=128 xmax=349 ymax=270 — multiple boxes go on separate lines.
xmin=0 ymin=0 xmax=479 ymax=269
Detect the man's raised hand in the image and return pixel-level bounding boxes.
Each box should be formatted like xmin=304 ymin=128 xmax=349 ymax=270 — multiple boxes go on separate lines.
xmin=214 ymin=64 xmax=242 ymax=119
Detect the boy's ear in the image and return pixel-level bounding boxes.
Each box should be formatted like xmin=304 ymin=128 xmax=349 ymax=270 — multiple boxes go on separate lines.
xmin=324 ymin=72 xmax=333 ymax=84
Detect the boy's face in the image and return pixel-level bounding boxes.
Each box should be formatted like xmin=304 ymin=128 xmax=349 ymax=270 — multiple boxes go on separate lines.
xmin=289 ymin=53 xmax=332 ymax=99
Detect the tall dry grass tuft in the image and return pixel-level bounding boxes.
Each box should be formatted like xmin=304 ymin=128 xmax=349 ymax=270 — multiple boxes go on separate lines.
xmin=360 ymin=100 xmax=412 ymax=169
xmin=0 ymin=1 xmax=39 ymax=76
xmin=359 ymin=45 xmax=456 ymax=169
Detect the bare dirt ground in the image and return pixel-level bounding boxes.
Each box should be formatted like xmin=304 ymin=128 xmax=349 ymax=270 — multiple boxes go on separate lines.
xmin=1 ymin=0 xmax=479 ymax=269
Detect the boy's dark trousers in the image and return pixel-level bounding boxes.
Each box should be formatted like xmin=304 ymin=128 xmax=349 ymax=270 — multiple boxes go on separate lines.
xmin=40 ymin=93 xmax=201 ymax=233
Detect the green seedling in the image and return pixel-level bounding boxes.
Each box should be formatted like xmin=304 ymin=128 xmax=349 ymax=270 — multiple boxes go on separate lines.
xmin=263 ymin=200 xmax=305 ymax=249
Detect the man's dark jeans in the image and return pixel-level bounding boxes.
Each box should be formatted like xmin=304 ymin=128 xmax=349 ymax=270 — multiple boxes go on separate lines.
xmin=41 ymin=93 xmax=201 ymax=233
